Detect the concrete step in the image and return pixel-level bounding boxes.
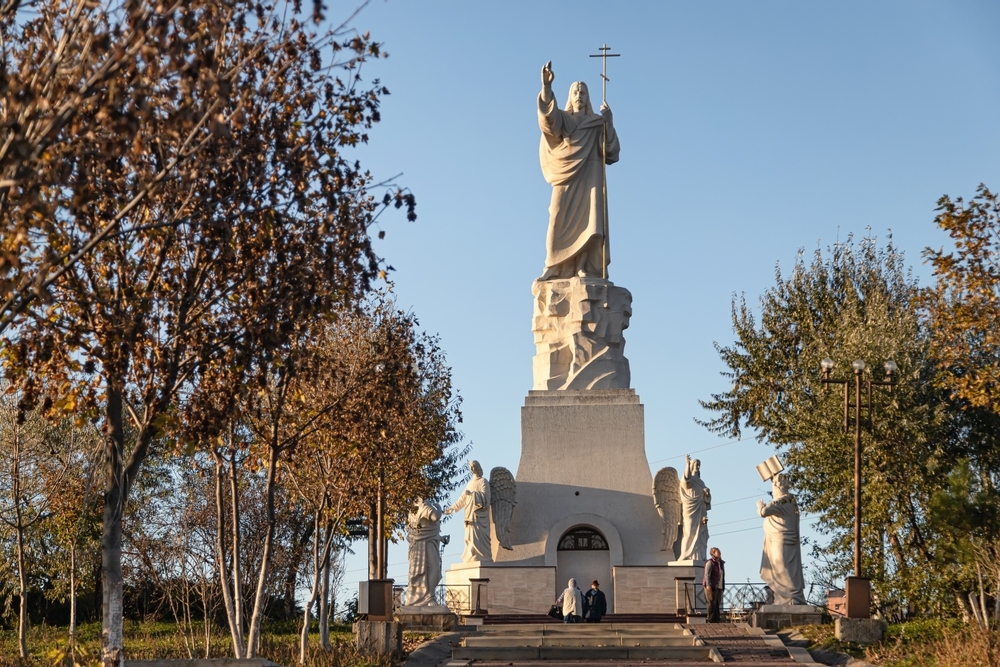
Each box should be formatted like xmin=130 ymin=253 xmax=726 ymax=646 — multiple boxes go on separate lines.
xmin=482 ymin=613 xmax=684 ymax=625
xmin=473 ymin=622 xmax=685 ymax=634
xmin=464 ymin=635 xmax=699 ymax=647
xmin=452 ymin=645 xmax=719 ymax=661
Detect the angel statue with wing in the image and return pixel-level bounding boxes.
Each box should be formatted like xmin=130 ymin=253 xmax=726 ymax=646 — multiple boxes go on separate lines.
xmin=445 ymin=461 xmax=517 ymax=563
xmin=652 ymin=467 xmax=681 ymax=556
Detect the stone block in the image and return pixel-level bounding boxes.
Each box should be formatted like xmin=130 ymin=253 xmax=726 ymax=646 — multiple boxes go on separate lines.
xmin=444 ymin=562 xmax=555 ymax=615
xmin=395 ymin=606 xmax=456 ymax=631
xmin=751 ymin=605 xmax=824 ymax=630
xmin=835 ymin=617 xmax=886 ymax=644
xmin=354 ymin=620 xmax=402 ymax=657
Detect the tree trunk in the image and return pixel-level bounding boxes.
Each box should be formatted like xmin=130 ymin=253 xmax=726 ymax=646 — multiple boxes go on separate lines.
xmin=101 ymin=389 xmax=127 ymax=667
xmin=213 ymin=451 xmax=246 ymax=658
xmin=245 ymin=443 xmax=280 ymax=658
xmin=285 ymin=519 xmax=315 ymax=619
xmin=230 ymin=448 xmax=245 ymax=638
xmin=319 ymin=548 xmax=331 ymax=651
xmin=13 ymin=430 xmax=29 ymax=659
xmin=70 ymin=542 xmax=77 ymax=658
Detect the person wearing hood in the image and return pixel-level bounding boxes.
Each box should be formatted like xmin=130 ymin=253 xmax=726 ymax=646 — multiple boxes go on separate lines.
xmin=555 ymin=578 xmax=584 ymax=623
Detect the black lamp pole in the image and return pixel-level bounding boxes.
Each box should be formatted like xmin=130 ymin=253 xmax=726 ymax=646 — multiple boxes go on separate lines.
xmin=820 ymin=357 xmax=897 ymax=618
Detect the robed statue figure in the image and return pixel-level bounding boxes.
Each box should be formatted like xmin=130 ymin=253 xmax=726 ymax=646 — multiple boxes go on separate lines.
xmin=537 ymin=61 xmax=620 ymax=281
xmin=445 ymin=461 xmax=493 ymax=563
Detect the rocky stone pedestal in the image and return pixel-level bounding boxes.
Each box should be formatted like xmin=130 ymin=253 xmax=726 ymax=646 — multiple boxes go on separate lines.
xmin=751 ymin=604 xmax=824 ymax=630
xmin=354 ymin=620 xmax=401 ymax=657
xmin=835 ymin=617 xmax=887 ymax=644
xmin=532 ymin=277 xmax=632 ymax=390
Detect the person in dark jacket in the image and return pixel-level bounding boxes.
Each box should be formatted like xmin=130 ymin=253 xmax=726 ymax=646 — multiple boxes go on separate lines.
xmin=583 ymin=580 xmax=607 ymax=622
xmin=703 ymin=547 xmax=725 ymax=622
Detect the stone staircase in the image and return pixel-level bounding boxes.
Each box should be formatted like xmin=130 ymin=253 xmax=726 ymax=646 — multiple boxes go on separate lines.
xmin=481 ymin=612 xmax=686 ymax=625
xmin=452 ymin=622 xmax=721 ymax=661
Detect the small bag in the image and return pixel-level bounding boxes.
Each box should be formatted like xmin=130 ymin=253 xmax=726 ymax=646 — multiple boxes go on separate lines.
xmin=547 ymin=604 xmax=562 ymax=620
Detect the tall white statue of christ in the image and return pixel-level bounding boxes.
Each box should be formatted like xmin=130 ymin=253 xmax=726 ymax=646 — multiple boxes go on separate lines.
xmin=537 ymin=61 xmax=620 ymax=281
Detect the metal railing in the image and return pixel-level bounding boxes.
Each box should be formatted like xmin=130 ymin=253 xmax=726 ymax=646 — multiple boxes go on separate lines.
xmin=393 ymin=583 xmax=472 ymax=613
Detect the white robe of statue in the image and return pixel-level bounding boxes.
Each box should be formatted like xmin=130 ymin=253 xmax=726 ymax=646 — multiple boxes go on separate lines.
xmin=445 ymin=461 xmax=492 ymax=563
xmin=537 ymin=61 xmax=620 ymax=280
xmin=757 ymin=474 xmax=807 ymax=605
xmin=679 ymin=455 xmax=711 ymax=561
xmin=405 ymin=498 xmax=444 ymax=606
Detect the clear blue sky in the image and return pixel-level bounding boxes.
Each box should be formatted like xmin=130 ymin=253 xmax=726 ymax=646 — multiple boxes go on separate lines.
xmin=331 ymin=0 xmax=1000 ymax=599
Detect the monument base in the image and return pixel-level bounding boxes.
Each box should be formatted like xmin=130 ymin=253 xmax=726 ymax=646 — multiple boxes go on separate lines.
xmin=613 ymin=565 xmax=705 ymax=614
xmin=751 ymin=605 xmax=824 ymax=630
xmin=395 ymin=605 xmax=456 ymax=631
xmin=444 ymin=562 xmax=555 ymax=615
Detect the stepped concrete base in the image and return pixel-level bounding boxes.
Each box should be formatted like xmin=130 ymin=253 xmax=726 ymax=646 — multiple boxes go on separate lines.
xmin=395 ymin=605 xmax=456 ymax=631
xmin=751 ymin=605 xmax=824 ymax=630
xmin=452 ymin=646 xmax=720 ymax=661
xmin=836 ymin=617 xmax=887 ymax=643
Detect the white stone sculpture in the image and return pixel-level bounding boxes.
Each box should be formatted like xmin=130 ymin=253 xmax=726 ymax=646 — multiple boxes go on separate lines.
xmin=489 ymin=467 xmax=517 ymax=551
xmin=532 ymin=277 xmax=631 ymax=390
xmin=445 ymin=461 xmax=517 ymax=562
xmin=537 ymin=61 xmax=620 ymax=281
xmin=405 ymin=498 xmax=446 ymax=606
xmin=678 ymin=454 xmax=711 ymax=561
xmin=756 ymin=473 xmax=807 ymax=605
xmin=653 ymin=467 xmax=681 ymax=555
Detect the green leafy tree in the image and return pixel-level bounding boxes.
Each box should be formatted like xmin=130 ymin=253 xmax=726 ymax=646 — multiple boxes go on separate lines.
xmin=699 ymin=235 xmax=999 ymax=613
xmin=921 ymin=184 xmax=1000 ymax=414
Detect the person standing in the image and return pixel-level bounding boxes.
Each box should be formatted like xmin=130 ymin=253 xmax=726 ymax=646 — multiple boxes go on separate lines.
xmin=583 ymin=580 xmax=607 ymax=623
xmin=703 ymin=547 xmax=725 ymax=623
xmin=555 ymin=578 xmax=584 ymax=623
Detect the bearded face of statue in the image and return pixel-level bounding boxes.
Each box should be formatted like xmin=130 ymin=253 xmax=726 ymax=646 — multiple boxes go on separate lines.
xmin=569 ymin=82 xmax=590 ymax=114
xmin=773 ymin=474 xmax=790 ymax=498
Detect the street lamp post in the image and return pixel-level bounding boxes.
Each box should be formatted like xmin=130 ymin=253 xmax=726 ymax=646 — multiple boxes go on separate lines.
xmin=820 ymin=357 xmax=897 ymax=619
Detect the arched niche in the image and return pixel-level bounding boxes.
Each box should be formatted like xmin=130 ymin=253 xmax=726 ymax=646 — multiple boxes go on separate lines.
xmin=543 ymin=513 xmax=624 ymax=568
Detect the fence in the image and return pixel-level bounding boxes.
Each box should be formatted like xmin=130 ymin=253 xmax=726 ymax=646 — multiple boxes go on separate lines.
xmin=393 ymin=583 xmax=471 ymax=612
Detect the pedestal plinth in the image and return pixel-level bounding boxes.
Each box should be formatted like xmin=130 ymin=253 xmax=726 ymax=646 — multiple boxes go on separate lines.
xmin=532 ymin=277 xmax=632 ymax=390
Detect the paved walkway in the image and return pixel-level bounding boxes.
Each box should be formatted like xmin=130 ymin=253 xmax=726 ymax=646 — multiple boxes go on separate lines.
xmin=687 ymin=623 xmax=804 ymax=663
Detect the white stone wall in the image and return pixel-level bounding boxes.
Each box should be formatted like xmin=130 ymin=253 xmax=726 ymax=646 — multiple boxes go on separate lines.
xmin=613 ymin=565 xmax=703 ymax=614
xmin=445 ymin=563 xmax=556 ymax=615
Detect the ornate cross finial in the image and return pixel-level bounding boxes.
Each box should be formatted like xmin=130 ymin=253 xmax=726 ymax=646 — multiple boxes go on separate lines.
xmin=589 ymin=43 xmax=620 ymax=104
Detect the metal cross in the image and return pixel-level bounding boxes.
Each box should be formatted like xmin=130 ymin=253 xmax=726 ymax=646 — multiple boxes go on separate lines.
xmin=589 ymin=43 xmax=620 ymax=104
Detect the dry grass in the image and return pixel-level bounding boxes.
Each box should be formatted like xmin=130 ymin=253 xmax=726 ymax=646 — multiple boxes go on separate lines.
xmin=0 ymin=620 xmax=424 ymax=667
xmin=866 ymin=621 xmax=1000 ymax=667
xmin=791 ymin=619 xmax=1000 ymax=667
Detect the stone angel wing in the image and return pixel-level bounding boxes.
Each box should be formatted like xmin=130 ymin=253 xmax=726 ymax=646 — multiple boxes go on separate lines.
xmin=652 ymin=467 xmax=681 ymax=553
xmin=489 ymin=467 xmax=517 ymax=551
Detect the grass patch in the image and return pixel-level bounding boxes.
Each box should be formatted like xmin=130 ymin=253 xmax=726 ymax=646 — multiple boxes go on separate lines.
xmin=0 ymin=620 xmax=432 ymax=667
xmin=789 ymin=619 xmax=1000 ymax=667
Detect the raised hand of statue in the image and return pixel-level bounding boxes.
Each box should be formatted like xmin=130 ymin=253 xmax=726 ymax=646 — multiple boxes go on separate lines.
xmin=541 ymin=61 xmax=555 ymax=88
xmin=600 ymin=101 xmax=613 ymax=123
xmin=756 ymin=499 xmax=766 ymax=513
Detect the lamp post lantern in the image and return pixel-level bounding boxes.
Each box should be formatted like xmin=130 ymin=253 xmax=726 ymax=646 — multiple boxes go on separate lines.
xmin=820 ymin=357 xmax=897 ymax=619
